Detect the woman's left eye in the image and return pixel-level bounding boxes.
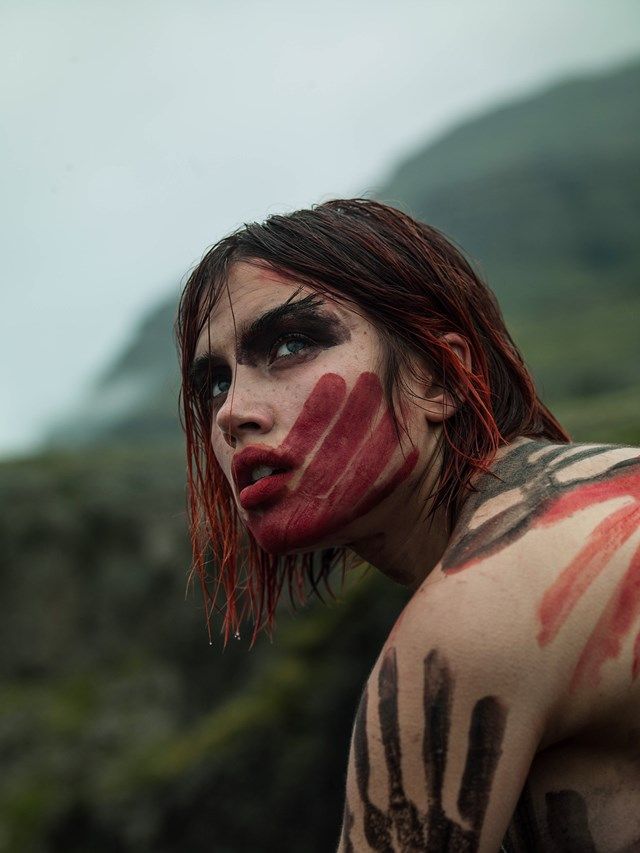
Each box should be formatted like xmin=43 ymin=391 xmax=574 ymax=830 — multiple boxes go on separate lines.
xmin=272 ymin=336 xmax=311 ymax=361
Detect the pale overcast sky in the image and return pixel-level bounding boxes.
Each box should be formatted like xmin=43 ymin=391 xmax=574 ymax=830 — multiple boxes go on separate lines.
xmin=2 ymin=0 xmax=639 ymax=457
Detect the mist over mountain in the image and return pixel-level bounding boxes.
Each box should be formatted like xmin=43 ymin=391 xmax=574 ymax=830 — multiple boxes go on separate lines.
xmin=47 ymin=56 xmax=640 ymax=446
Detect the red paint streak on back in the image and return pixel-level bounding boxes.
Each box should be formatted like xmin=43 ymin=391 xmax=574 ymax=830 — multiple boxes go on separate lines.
xmin=538 ymin=502 xmax=640 ymax=646
xmin=633 ymin=630 xmax=640 ymax=681
xmin=537 ymin=470 xmax=640 ymax=529
xmin=570 ymin=538 xmax=640 ymax=692
xmin=281 ymin=372 xmax=346 ymax=461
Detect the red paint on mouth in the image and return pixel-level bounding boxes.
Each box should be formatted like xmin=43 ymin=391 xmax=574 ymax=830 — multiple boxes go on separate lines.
xmin=239 ymin=469 xmax=295 ymax=511
xmin=240 ymin=371 xmax=418 ymax=553
xmin=232 ymin=445 xmax=296 ymax=493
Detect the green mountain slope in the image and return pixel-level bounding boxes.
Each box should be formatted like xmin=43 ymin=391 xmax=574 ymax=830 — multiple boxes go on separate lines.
xmin=384 ymin=60 xmax=640 ymax=215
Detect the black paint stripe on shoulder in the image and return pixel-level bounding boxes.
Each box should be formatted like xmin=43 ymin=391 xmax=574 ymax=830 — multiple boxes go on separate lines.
xmin=545 ymin=443 xmax=627 ymax=473
xmin=442 ymin=446 xmax=640 ymax=572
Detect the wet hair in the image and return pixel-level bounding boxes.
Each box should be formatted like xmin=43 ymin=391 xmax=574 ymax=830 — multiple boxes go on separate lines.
xmin=175 ymin=198 xmax=569 ymax=643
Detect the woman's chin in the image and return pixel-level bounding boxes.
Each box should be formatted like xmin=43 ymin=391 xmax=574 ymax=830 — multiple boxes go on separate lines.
xmin=252 ymin=531 xmax=327 ymax=556
xmin=246 ymin=520 xmax=341 ymax=556
xmin=241 ymin=494 xmax=376 ymax=555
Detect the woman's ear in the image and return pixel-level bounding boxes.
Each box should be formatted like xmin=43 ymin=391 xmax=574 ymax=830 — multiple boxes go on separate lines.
xmin=422 ymin=333 xmax=472 ymax=423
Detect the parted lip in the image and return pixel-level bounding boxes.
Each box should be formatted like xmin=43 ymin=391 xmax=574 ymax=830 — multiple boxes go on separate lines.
xmin=232 ymin=445 xmax=297 ymax=494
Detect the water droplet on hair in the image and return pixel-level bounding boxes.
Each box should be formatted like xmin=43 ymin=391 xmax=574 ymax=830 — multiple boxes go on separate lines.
xmin=234 ymin=630 xmax=241 ymax=641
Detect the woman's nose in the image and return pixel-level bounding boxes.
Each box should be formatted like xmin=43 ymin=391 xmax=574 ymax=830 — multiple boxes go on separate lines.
xmin=214 ymin=376 xmax=275 ymax=448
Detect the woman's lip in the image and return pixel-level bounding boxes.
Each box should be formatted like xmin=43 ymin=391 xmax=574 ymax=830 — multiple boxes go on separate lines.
xmin=232 ymin=447 xmax=298 ymax=492
xmin=238 ymin=469 xmax=294 ymax=510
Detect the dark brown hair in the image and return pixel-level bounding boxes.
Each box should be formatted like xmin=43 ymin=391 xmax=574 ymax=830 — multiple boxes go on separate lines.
xmin=176 ymin=198 xmax=569 ymax=642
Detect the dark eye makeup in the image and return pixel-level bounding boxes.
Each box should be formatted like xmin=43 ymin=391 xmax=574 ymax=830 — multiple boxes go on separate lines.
xmin=205 ymin=332 xmax=317 ymax=403
xmin=188 ymin=295 xmax=352 ymax=411
xmin=269 ymin=333 xmax=314 ymax=363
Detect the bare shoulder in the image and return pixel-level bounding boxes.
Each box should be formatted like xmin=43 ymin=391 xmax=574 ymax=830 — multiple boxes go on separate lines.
xmin=441 ymin=438 xmax=640 ymax=581
xmin=338 ymin=440 xmax=640 ymax=851
xmin=425 ymin=438 xmax=640 ymax=849
xmin=437 ymin=438 xmax=640 ymax=737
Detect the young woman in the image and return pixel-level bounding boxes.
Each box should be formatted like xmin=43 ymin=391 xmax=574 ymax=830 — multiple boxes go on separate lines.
xmin=176 ymin=199 xmax=640 ymax=851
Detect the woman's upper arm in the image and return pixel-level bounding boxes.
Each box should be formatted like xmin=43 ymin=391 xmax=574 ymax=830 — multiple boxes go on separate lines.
xmin=338 ymin=585 xmax=552 ymax=852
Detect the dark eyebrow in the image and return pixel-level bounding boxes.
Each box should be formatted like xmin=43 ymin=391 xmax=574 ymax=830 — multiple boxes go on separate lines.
xmin=187 ymin=293 xmax=336 ymax=391
xmin=236 ymin=292 xmax=328 ymax=361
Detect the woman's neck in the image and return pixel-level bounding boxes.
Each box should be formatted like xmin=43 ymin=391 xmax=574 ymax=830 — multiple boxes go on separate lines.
xmin=348 ymin=436 xmax=543 ymax=590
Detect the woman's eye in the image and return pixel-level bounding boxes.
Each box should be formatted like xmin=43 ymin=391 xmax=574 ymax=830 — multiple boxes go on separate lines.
xmin=272 ymin=336 xmax=310 ymax=361
xmin=210 ymin=375 xmax=231 ymax=399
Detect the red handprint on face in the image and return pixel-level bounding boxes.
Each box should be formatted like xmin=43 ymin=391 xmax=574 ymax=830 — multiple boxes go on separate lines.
xmin=241 ymin=371 xmax=419 ymax=554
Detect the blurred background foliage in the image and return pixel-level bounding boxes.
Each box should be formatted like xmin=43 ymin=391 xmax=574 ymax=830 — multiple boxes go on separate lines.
xmin=2 ymin=58 xmax=639 ymax=852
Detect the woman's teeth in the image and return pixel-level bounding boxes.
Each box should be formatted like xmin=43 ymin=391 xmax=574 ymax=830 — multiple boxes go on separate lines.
xmin=251 ymin=465 xmax=276 ymax=483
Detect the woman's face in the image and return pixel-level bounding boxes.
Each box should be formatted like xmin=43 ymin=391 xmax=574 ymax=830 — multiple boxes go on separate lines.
xmin=192 ymin=261 xmax=425 ymax=554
